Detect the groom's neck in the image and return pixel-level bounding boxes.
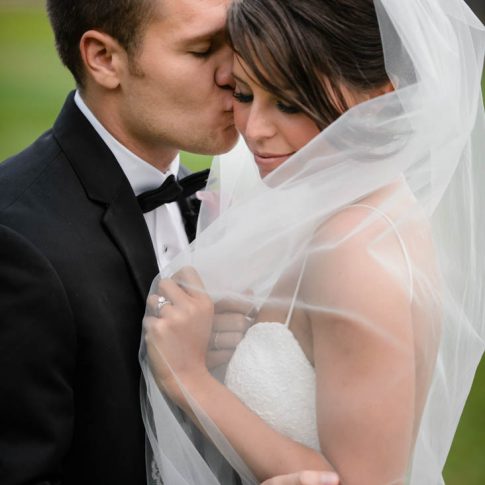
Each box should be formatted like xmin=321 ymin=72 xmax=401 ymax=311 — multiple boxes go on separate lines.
xmin=80 ymin=89 xmax=179 ymax=173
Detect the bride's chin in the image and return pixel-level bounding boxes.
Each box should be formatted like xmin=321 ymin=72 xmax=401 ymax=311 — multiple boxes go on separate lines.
xmin=257 ymin=162 xmax=282 ymax=178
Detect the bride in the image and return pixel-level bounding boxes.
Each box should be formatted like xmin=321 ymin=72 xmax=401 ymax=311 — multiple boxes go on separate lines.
xmin=140 ymin=0 xmax=485 ymax=484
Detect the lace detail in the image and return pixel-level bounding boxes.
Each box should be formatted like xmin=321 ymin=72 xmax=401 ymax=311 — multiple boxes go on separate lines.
xmin=224 ymin=322 xmax=320 ymax=451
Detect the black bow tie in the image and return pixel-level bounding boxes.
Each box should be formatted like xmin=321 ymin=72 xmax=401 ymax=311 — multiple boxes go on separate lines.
xmin=137 ymin=169 xmax=210 ymax=213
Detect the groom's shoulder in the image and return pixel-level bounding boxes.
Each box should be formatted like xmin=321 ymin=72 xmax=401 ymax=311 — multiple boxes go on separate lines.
xmin=0 ymin=129 xmax=63 ymax=210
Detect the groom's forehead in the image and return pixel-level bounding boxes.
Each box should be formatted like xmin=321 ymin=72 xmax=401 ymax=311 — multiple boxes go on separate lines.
xmin=160 ymin=0 xmax=230 ymax=22
xmin=160 ymin=0 xmax=230 ymax=41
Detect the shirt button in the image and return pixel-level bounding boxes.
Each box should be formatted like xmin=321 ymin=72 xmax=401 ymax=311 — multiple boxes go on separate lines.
xmin=163 ymin=245 xmax=169 ymax=253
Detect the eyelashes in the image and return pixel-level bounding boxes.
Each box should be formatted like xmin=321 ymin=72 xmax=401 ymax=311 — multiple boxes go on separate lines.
xmin=233 ymin=91 xmax=253 ymax=103
xmin=276 ymin=101 xmax=301 ymax=114
xmin=233 ymin=90 xmax=301 ymax=115
xmin=190 ymin=48 xmax=212 ymax=58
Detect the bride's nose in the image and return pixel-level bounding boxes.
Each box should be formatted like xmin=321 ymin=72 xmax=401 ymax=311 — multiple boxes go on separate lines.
xmin=244 ymin=105 xmax=277 ymax=144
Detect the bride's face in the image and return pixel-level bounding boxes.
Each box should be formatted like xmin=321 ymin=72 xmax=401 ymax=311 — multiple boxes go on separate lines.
xmin=232 ymin=56 xmax=394 ymax=178
xmin=232 ymin=57 xmax=320 ymax=178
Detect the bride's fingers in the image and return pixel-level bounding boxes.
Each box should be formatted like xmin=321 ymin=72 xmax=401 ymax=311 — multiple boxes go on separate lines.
xmin=143 ymin=315 xmax=165 ymax=338
xmin=151 ymin=275 xmax=215 ymax=331
xmin=145 ymin=294 xmax=159 ymax=317
xmin=156 ymin=278 xmax=192 ymax=307
xmin=145 ymin=293 xmax=180 ymax=318
xmin=144 ymin=282 xmax=191 ymax=321
xmin=213 ymin=312 xmax=252 ymax=333
xmin=214 ymin=295 xmax=255 ymax=316
xmin=206 ymin=350 xmax=233 ymax=369
xmin=172 ymin=266 xmax=207 ymax=298
xmin=209 ymin=331 xmax=244 ymax=350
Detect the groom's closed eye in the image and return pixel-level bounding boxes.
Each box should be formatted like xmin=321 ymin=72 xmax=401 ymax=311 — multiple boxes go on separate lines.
xmin=184 ymin=29 xmax=227 ymax=59
xmin=190 ymin=43 xmax=213 ymax=58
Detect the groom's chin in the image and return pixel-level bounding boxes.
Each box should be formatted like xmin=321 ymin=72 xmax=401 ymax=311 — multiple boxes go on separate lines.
xmin=199 ymin=127 xmax=240 ymax=156
xmin=218 ymin=127 xmax=240 ymax=155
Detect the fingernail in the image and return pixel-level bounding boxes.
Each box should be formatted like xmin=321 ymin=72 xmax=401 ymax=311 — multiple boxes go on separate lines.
xmin=319 ymin=472 xmax=339 ymax=485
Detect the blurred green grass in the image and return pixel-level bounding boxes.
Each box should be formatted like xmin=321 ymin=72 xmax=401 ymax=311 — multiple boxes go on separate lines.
xmin=1 ymin=7 xmax=484 ymax=484
xmin=0 ymin=7 xmax=211 ymax=170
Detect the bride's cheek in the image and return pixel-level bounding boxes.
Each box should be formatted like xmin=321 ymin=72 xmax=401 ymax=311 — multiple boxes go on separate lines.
xmin=233 ymin=103 xmax=250 ymax=134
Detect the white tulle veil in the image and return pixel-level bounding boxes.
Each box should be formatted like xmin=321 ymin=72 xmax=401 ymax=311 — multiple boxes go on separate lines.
xmin=139 ymin=0 xmax=485 ymax=483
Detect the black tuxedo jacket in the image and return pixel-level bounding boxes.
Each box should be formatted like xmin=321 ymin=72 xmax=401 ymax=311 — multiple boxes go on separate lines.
xmin=0 ymin=92 xmax=198 ymax=485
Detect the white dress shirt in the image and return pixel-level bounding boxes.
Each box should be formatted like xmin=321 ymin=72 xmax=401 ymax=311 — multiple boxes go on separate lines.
xmin=74 ymin=91 xmax=189 ymax=271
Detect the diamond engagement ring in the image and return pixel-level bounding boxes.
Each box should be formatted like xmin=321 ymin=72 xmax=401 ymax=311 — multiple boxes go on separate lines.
xmin=156 ymin=296 xmax=172 ymax=317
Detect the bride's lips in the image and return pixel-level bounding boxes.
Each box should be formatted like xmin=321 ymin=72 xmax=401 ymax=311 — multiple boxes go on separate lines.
xmin=253 ymin=151 xmax=295 ymax=168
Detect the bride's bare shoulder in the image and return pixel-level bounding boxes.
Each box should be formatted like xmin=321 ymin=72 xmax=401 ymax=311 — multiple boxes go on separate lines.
xmin=312 ymin=178 xmax=416 ymax=247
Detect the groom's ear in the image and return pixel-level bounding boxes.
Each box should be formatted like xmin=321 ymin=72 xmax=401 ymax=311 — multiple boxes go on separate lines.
xmin=79 ymin=30 xmax=125 ymax=90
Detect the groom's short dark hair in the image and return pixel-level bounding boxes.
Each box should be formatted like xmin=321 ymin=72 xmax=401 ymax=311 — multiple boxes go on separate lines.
xmin=46 ymin=0 xmax=157 ymax=87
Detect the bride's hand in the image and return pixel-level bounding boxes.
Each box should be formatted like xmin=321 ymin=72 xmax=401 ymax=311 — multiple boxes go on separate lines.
xmin=206 ymin=296 xmax=255 ymax=380
xmin=144 ymin=267 xmax=214 ymax=400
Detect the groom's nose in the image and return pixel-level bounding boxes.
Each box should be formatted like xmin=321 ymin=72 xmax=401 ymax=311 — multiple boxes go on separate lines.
xmin=215 ymin=44 xmax=235 ymax=91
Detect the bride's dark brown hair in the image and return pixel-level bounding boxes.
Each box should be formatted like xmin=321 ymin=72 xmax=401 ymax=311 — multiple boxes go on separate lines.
xmin=227 ymin=0 xmax=390 ymax=130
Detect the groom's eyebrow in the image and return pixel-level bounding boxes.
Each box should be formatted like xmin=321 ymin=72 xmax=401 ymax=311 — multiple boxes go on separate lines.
xmin=182 ymin=26 xmax=226 ymax=45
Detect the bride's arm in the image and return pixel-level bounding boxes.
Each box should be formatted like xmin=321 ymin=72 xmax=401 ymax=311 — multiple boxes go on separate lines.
xmin=174 ymin=361 xmax=334 ymax=480
xmin=145 ymin=208 xmax=416 ymax=484
xmin=303 ymin=209 xmax=415 ymax=485
xmin=144 ymin=268 xmax=335 ymax=482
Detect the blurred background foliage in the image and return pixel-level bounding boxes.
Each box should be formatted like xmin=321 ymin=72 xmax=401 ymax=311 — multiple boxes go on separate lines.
xmin=0 ymin=3 xmax=483 ymax=483
xmin=0 ymin=3 xmax=211 ymax=170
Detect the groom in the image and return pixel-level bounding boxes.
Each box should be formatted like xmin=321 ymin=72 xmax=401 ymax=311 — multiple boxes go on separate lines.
xmin=0 ymin=0 xmax=239 ymax=484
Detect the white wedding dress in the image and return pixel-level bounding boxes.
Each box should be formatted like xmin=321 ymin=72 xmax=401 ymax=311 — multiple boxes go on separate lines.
xmin=225 ymin=320 xmax=320 ymax=451
xmin=224 ymin=204 xmax=414 ymax=453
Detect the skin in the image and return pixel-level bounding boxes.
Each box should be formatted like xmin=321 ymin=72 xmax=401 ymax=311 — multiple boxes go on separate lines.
xmin=79 ymin=0 xmax=238 ymax=172
xmin=232 ymin=57 xmax=393 ymax=177
xmin=232 ymin=57 xmax=320 ymax=177
xmin=261 ymin=471 xmax=339 ymax=485
xmin=145 ymin=58 xmax=417 ymax=483
xmin=77 ymin=1 xmax=249 ymax=370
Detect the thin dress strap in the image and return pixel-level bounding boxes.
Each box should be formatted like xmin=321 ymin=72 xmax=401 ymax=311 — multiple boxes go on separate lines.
xmin=351 ymin=203 xmax=414 ymax=302
xmin=285 ymin=203 xmax=413 ymax=328
xmin=284 ymin=253 xmax=309 ymax=328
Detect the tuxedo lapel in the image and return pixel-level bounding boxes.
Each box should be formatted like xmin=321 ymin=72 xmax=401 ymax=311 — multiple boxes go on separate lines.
xmin=102 ymin=193 xmax=158 ymax=301
xmin=52 ymin=92 xmax=158 ymax=301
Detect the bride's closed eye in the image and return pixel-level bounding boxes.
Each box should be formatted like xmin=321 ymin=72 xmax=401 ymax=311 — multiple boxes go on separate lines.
xmin=233 ymin=90 xmax=301 ymax=115
xmin=275 ymin=101 xmax=301 ymax=114
xmin=233 ymin=90 xmax=253 ymax=103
